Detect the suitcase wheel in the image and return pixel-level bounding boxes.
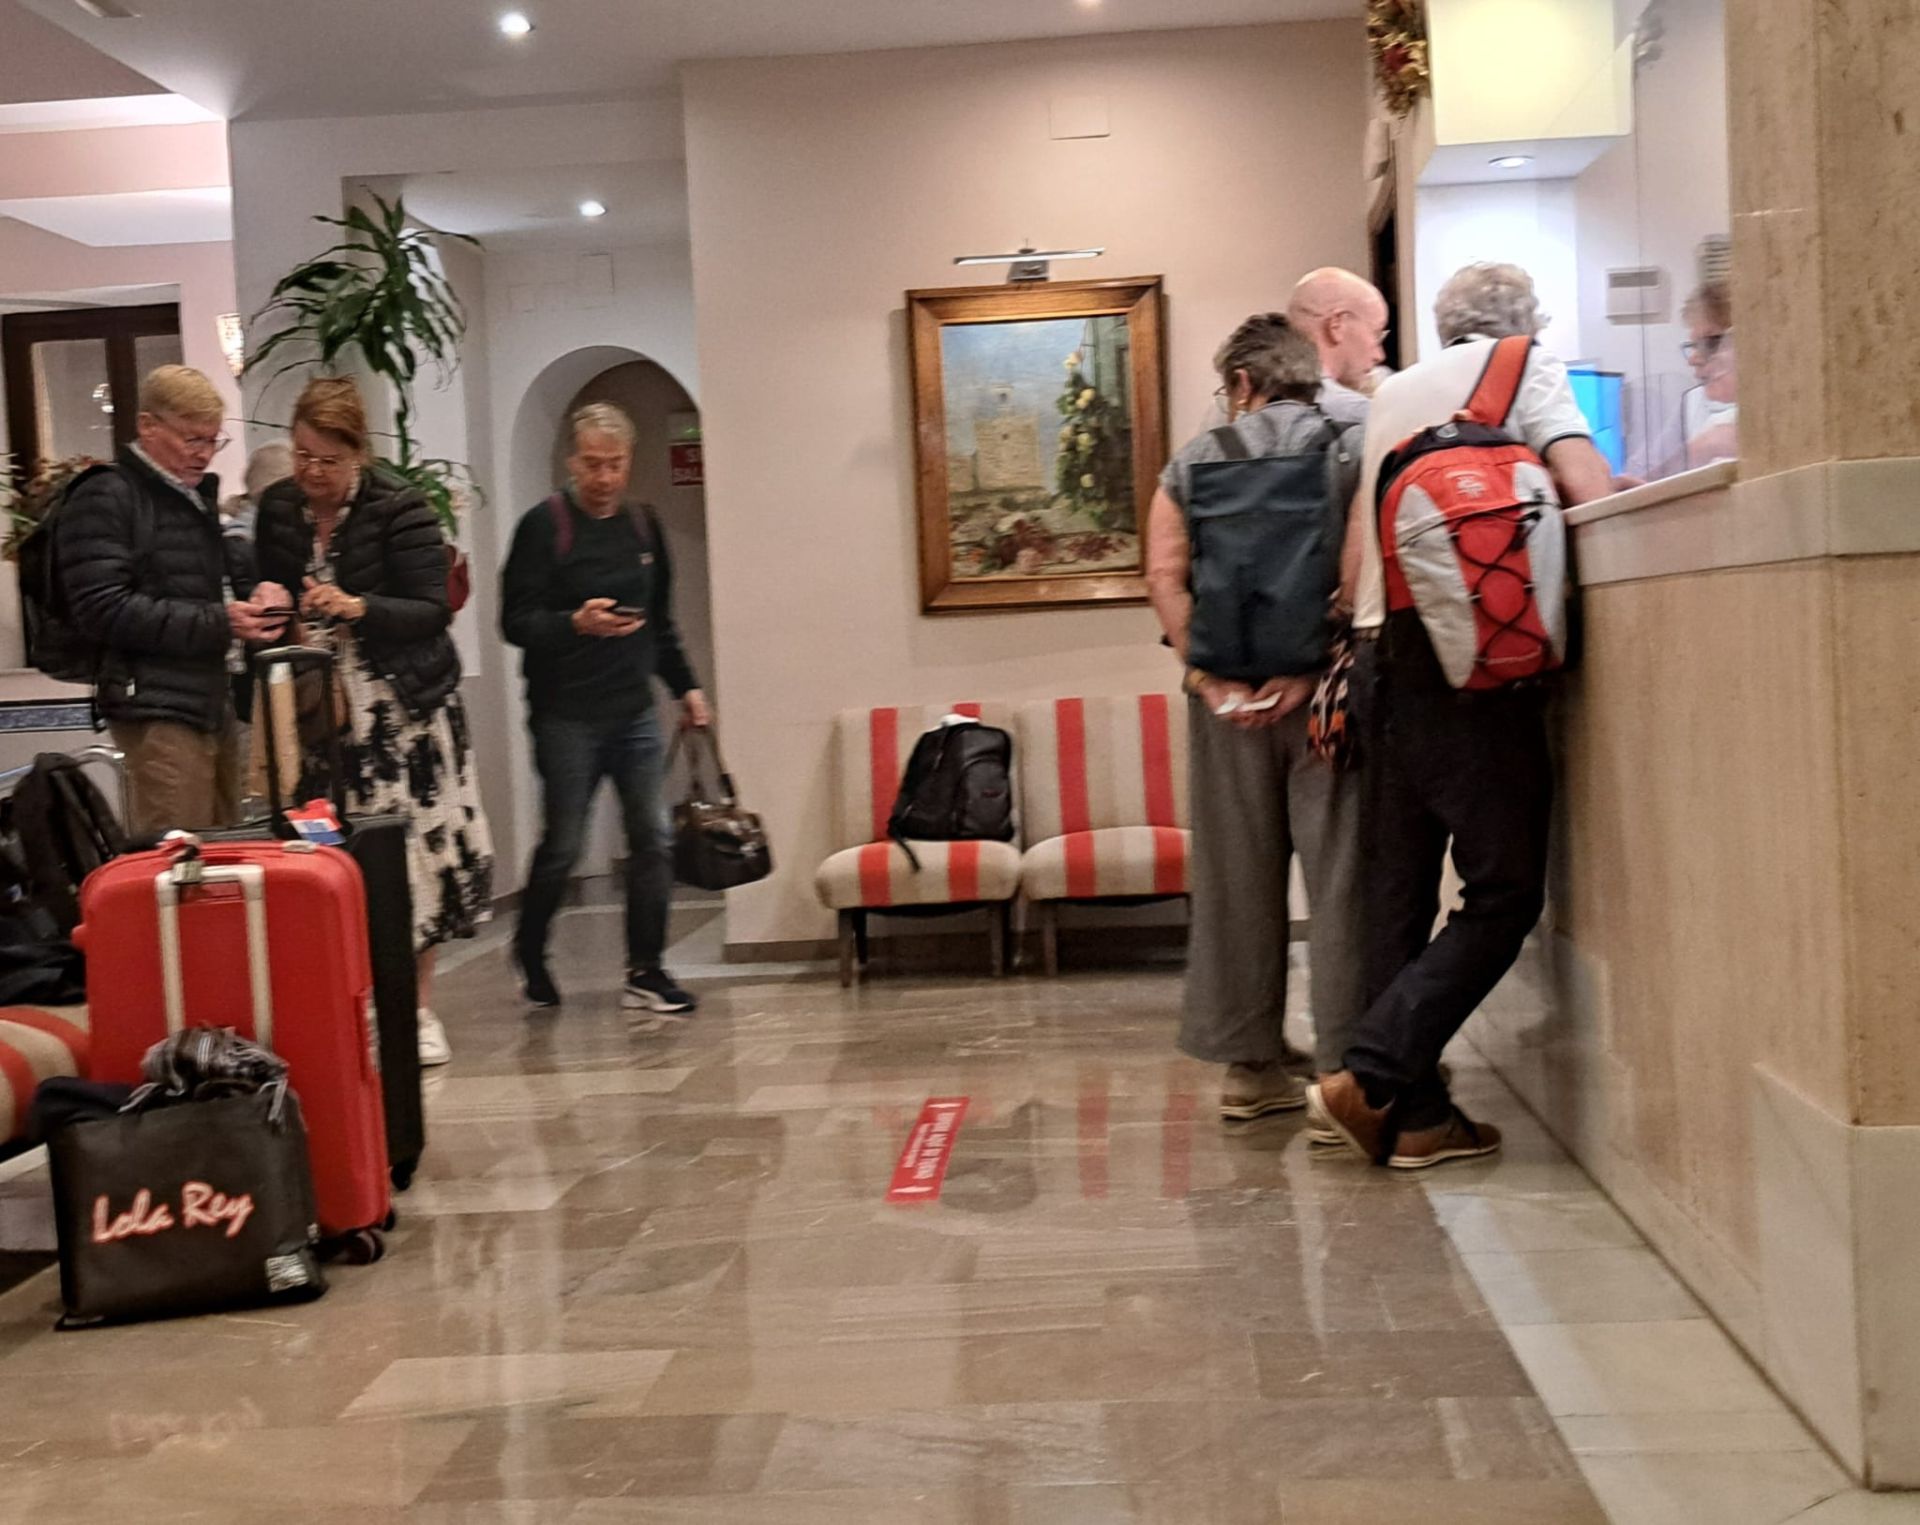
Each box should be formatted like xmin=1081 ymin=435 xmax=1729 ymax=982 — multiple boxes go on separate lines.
xmin=322 ymin=1228 xmax=386 ymax=1265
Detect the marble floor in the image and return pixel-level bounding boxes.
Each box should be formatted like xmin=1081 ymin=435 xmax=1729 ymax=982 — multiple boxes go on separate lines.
xmin=0 ymin=907 xmax=1907 ymax=1523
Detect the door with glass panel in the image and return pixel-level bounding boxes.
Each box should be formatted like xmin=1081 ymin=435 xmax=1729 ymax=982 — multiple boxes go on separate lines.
xmin=1 ymin=303 xmax=183 ymax=479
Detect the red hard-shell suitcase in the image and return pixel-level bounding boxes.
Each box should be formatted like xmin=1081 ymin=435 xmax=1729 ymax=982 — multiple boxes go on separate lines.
xmin=76 ymin=837 xmax=391 ymax=1253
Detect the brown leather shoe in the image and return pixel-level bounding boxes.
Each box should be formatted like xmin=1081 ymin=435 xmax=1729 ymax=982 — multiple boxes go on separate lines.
xmin=1387 ymin=1110 xmax=1503 ymax=1170
xmin=1307 ymin=1071 xmax=1389 ymax=1162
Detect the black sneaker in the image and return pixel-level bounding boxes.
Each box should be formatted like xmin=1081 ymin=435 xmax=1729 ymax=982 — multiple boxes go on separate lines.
xmin=623 ymin=968 xmax=698 ymax=1016
xmin=514 ymin=950 xmax=561 ymax=1009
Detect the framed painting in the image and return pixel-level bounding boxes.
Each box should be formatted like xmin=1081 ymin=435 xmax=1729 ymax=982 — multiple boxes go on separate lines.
xmin=907 ymin=276 xmax=1166 ymax=614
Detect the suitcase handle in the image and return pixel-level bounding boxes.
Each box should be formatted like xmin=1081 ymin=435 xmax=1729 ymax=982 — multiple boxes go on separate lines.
xmin=254 ymin=645 xmax=350 ymax=837
xmin=155 ymin=834 xmax=275 ymax=1049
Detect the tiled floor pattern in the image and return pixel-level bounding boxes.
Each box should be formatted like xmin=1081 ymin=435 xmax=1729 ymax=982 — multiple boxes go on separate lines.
xmin=0 ymin=908 xmax=1905 ymax=1522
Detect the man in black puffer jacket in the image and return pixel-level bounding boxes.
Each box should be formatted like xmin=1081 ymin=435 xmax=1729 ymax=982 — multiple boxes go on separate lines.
xmin=57 ymin=366 xmax=290 ymax=834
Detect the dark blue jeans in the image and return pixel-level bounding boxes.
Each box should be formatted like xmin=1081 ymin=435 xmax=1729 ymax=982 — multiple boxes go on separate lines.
xmin=516 ymin=706 xmax=673 ymax=974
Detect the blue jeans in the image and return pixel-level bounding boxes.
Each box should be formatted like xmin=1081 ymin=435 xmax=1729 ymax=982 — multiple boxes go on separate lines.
xmin=516 ymin=707 xmax=674 ymax=974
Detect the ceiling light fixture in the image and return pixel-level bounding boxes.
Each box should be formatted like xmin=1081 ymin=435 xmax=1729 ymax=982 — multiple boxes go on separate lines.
xmin=1489 ymin=154 xmax=1534 ymax=170
xmin=498 ymin=11 xmax=533 ymax=38
xmin=579 ymin=199 xmax=607 ymax=218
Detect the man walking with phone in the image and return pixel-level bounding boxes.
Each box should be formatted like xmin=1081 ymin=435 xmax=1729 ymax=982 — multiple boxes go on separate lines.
xmin=501 ymin=402 xmax=711 ymax=1015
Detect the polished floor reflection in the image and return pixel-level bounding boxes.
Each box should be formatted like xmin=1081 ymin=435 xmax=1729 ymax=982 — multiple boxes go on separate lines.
xmin=0 ymin=905 xmax=1837 ymax=1522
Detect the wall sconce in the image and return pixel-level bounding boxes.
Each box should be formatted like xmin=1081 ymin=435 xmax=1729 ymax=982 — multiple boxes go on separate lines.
xmin=216 ymin=313 xmax=245 ymax=378
xmin=953 ymin=245 xmax=1105 ymax=283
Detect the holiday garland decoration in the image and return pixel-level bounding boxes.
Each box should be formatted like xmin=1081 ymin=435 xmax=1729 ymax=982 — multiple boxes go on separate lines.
xmin=1368 ymin=0 xmax=1431 ymax=117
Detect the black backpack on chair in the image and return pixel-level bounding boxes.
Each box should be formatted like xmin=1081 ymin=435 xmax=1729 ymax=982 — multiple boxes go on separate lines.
xmin=886 ymin=717 xmax=1015 ymax=871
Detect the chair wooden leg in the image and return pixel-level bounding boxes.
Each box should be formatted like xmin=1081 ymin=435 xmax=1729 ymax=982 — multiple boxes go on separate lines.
xmin=988 ymin=902 xmax=1008 ymax=977
xmin=1040 ymin=900 xmax=1060 ymax=977
xmin=837 ymin=910 xmax=855 ymax=988
xmin=853 ymin=909 xmax=870 ymax=969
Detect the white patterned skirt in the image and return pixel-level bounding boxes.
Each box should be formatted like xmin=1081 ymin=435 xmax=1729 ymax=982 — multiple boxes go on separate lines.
xmin=293 ymin=632 xmax=495 ymax=952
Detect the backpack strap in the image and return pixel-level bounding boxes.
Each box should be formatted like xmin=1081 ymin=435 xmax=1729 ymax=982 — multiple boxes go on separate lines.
xmin=1462 ymin=335 xmax=1534 ymax=428
xmin=547 ymin=493 xmax=655 ymax=561
xmin=545 ymin=492 xmax=572 ymax=559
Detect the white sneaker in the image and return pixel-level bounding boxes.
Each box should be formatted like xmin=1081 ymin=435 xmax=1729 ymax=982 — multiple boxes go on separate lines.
xmin=417 ymin=1009 xmax=452 ymax=1068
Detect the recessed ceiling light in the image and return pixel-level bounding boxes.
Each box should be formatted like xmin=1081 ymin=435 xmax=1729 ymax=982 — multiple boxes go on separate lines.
xmin=579 ymin=199 xmax=607 ymax=219
xmin=498 ymin=11 xmax=533 ymax=38
xmin=1076 ymin=0 xmax=1103 ymax=9
xmin=1490 ymin=154 xmax=1534 ymax=169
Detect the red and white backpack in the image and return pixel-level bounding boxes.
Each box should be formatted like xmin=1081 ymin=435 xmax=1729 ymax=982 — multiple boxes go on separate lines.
xmin=1376 ymin=335 xmax=1569 ymax=690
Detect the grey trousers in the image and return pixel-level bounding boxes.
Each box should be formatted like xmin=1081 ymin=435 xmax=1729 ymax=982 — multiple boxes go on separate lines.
xmin=1177 ymin=695 xmax=1365 ymax=1073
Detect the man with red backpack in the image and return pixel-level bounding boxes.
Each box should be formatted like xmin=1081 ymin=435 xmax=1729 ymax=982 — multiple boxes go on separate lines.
xmin=1308 ymin=263 xmax=1616 ymax=1170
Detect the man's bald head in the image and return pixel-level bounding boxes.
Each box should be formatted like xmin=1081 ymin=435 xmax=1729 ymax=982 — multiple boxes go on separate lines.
xmin=1287 ymin=267 xmax=1390 ymax=391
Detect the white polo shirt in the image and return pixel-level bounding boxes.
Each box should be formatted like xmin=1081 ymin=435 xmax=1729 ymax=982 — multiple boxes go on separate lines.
xmin=1352 ymin=336 xmax=1592 ymax=630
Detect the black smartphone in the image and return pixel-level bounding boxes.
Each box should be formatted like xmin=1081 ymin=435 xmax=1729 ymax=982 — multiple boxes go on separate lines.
xmin=611 ymin=605 xmax=644 ymax=620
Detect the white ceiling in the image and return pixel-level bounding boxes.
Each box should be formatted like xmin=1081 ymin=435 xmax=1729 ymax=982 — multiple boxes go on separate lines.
xmin=0 ymin=91 xmax=219 ymax=133
xmin=0 ymin=186 xmax=232 ymax=244
xmin=14 ymin=0 xmax=1360 ymax=122
xmin=395 ymin=162 xmax=690 ymax=250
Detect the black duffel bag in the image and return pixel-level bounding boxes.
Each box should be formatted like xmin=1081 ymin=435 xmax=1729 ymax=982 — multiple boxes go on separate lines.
xmin=36 ymin=1033 xmax=326 ymax=1329
xmin=668 ymin=726 xmax=773 ymax=892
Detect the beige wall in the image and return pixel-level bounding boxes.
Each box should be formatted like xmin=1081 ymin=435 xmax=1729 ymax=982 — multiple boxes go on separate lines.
xmin=684 ymin=21 xmax=1370 ymax=946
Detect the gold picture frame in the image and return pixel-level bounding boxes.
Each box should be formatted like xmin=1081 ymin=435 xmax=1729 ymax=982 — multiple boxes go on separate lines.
xmin=907 ymin=275 xmax=1167 ymax=615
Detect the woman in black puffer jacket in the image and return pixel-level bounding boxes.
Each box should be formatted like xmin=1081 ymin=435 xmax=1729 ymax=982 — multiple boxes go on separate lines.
xmin=253 ymin=377 xmax=494 ymax=1069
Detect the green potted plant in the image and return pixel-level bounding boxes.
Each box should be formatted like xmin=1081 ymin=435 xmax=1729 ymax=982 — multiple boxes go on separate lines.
xmin=244 ymin=191 xmax=482 ymax=538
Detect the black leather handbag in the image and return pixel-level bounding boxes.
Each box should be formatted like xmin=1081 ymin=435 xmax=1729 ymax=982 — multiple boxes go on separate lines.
xmin=668 ymin=727 xmax=773 ymax=892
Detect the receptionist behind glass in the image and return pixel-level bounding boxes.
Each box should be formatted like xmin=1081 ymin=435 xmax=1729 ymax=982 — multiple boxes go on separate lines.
xmin=1681 ymin=280 xmax=1737 ymax=469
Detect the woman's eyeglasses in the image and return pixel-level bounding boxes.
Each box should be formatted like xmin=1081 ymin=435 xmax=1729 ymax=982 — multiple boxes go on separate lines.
xmin=1681 ymin=330 xmax=1731 ymax=364
xmin=293 ymin=449 xmax=350 ymax=471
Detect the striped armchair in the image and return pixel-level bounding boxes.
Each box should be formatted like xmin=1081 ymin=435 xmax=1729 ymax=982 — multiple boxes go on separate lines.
xmin=813 ymin=703 xmax=1022 ymax=985
xmin=0 ymin=1007 xmax=90 ymax=1143
xmin=1016 ymin=694 xmax=1190 ymax=974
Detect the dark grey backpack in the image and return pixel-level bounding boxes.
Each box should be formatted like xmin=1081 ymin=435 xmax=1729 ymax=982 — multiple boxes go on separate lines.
xmin=1183 ymin=419 xmax=1348 ymax=680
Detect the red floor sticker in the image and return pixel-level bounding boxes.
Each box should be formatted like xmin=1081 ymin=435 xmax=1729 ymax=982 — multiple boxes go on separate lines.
xmin=885 ymin=1097 xmax=971 ymax=1203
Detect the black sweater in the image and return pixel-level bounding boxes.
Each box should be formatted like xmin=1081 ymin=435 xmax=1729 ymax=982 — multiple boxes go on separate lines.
xmin=254 ymin=469 xmax=461 ymax=718
xmin=499 ymin=494 xmax=698 ymax=721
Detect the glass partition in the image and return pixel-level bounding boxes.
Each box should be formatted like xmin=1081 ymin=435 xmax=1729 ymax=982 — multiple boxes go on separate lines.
xmin=1411 ymin=0 xmax=1732 ymax=486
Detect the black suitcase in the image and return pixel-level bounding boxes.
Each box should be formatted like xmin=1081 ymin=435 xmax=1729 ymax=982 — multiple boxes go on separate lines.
xmin=203 ymin=646 xmax=426 ymax=1191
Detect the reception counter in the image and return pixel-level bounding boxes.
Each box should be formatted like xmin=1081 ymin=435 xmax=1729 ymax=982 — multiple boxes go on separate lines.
xmin=1462 ymin=453 xmax=1920 ymax=1487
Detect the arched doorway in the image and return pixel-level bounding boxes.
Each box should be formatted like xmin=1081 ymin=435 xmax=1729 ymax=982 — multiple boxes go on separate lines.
xmin=478 ymin=345 xmax=713 ymax=926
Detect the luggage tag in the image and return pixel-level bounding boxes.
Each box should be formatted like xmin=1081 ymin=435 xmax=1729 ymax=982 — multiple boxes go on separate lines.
xmin=285 ymin=800 xmax=346 ymax=847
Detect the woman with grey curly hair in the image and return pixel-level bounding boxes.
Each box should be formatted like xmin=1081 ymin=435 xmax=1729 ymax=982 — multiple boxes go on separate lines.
xmin=1433 ymin=262 xmax=1546 ymax=347
xmin=1145 ymin=311 xmax=1367 ymax=1129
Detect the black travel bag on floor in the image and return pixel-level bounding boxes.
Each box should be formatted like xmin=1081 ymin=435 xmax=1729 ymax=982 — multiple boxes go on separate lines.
xmin=37 ymin=1055 xmax=326 ymax=1329
xmin=200 ymin=647 xmax=425 ymax=1191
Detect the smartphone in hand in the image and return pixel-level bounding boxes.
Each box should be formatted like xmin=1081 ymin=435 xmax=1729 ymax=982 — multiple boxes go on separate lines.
xmin=611 ymin=605 xmax=644 ymax=620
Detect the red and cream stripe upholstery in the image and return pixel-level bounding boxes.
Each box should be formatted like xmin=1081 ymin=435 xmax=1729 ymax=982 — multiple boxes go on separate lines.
xmin=0 ymin=1007 xmax=90 ymax=1142
xmin=815 ymin=837 xmax=1021 ymax=911
xmin=1017 ymin=695 xmax=1191 ymax=901
xmin=815 ymin=703 xmax=1021 ymax=911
